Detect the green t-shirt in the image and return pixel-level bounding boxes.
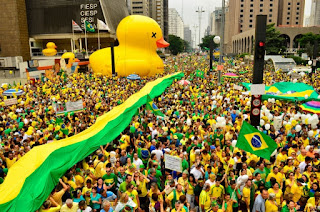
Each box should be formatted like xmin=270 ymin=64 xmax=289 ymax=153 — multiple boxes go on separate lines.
xmin=119 ymin=181 xmax=136 ymax=193
xmin=102 ymin=173 xmax=117 ymax=187
xmin=253 ymin=168 xmax=267 ymax=180
xmin=226 ymin=186 xmax=240 ymax=208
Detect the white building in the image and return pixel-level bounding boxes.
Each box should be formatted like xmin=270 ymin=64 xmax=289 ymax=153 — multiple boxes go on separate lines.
xmin=169 ymin=8 xmax=184 ymax=39
xmin=309 ymin=0 xmax=320 ymax=26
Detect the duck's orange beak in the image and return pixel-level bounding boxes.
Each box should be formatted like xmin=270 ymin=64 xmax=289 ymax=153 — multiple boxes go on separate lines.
xmin=156 ymin=37 xmax=170 ymax=48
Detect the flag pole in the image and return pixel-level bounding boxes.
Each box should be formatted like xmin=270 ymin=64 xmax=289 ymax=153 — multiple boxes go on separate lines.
xmin=72 ymin=22 xmax=75 ymax=53
xmin=84 ymin=20 xmax=88 ymax=58
xmin=98 ymin=26 xmax=100 ymax=50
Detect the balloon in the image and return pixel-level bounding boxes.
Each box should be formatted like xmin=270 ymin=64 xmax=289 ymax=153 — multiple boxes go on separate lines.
xmin=293 ymin=79 xmax=297 ymax=83
xmin=285 ymin=124 xmax=291 ymax=131
xmin=305 ymin=145 xmax=311 ymax=151
xmin=232 ymin=140 xmax=237 ymax=148
xmin=268 ymin=114 xmax=273 ymax=120
xmin=90 ymin=15 xmax=168 ymax=77
xmin=64 ymin=112 xmax=68 ymax=117
xmin=18 ymin=122 xmax=24 ymax=129
xmin=246 ymin=101 xmax=251 ymax=106
xmin=70 ymin=111 xmax=75 ymax=116
xmin=260 ymin=119 xmax=265 ymax=126
xmin=305 ymin=118 xmax=309 ymax=125
xmin=26 ymin=130 xmax=33 ymax=135
xmin=308 ymin=130 xmax=314 ymax=137
xmin=28 ymin=126 xmax=33 ymax=131
xmin=32 ymin=121 xmax=37 ymax=127
xmin=294 ymin=124 xmax=301 ymax=132
xmin=48 ymin=124 xmax=54 ymax=131
xmin=265 ymin=124 xmax=270 ymax=130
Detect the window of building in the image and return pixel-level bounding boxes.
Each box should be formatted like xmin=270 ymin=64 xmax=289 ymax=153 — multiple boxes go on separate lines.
xmin=296 ymin=17 xmax=299 ymax=20
xmin=296 ymin=12 xmax=299 ymax=15
xmin=269 ymin=19 xmax=272 ymax=22
xmin=260 ymin=4 xmax=263 ymax=7
xmin=287 ymin=17 xmax=290 ymax=20
xmin=250 ymin=9 xmax=253 ymax=12
xmin=269 ymin=14 xmax=272 ymax=17
xmin=269 ymin=9 xmax=272 ymax=12
xmin=270 ymin=4 xmax=273 ymax=7
xmin=287 ymin=22 xmax=290 ymax=24
xmin=240 ymin=24 xmax=243 ymax=28
xmin=250 ymin=4 xmax=253 ymax=7
xmin=287 ymin=12 xmax=290 ymax=15
xmin=240 ymin=9 xmax=244 ymax=13
xmin=250 ymin=19 xmax=253 ymax=22
xmin=250 ymin=14 xmax=253 ymax=17
xmin=296 ymin=22 xmax=299 ymax=25
xmin=288 ymin=2 xmax=291 ymax=5
xmin=297 ymin=2 xmax=300 ymax=5
xmin=240 ymin=30 xmax=243 ymax=33
xmin=288 ymin=7 xmax=291 ymax=10
xmin=260 ymin=0 xmax=263 ymax=1
xmin=241 ymin=4 xmax=244 ymax=7
xmin=249 ymin=24 xmax=253 ymax=28
xmin=260 ymin=9 xmax=263 ymax=12
xmin=297 ymin=7 xmax=300 ymax=10
xmin=241 ymin=0 xmax=244 ymax=2
xmin=240 ymin=14 xmax=243 ymax=18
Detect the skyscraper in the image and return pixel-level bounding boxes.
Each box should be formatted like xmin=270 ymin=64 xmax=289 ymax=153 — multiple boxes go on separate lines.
xmin=130 ymin=0 xmax=149 ymax=16
xmin=184 ymin=26 xmax=192 ymax=47
xmin=169 ymin=8 xmax=184 ymax=39
xmin=309 ymin=0 xmax=320 ymax=26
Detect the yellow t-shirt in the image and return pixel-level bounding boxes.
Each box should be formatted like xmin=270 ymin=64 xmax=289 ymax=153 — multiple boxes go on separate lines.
xmin=52 ymin=190 xmax=65 ymax=206
xmin=199 ymin=190 xmax=211 ymax=211
xmin=242 ymin=187 xmax=251 ymax=206
xmin=172 ymin=208 xmax=187 ymax=212
xmin=266 ymin=172 xmax=283 ymax=185
xmin=186 ymin=182 xmax=195 ymax=195
xmin=40 ymin=206 xmax=61 ymax=212
xmin=291 ymin=183 xmax=303 ymax=203
xmin=75 ymin=175 xmax=84 ymax=188
xmin=283 ymin=165 xmax=294 ymax=174
xmin=67 ymin=180 xmax=77 ymax=190
xmin=93 ymin=160 xmax=104 ymax=178
xmin=167 ymin=190 xmax=183 ymax=204
xmin=210 ymin=184 xmax=225 ymax=199
xmin=268 ymin=188 xmax=282 ymax=205
xmin=126 ymin=190 xmax=138 ymax=209
xmin=178 ymin=177 xmax=188 ymax=191
xmin=138 ymin=179 xmax=148 ymax=197
xmin=265 ymin=200 xmax=278 ymax=212
xmin=5 ymin=158 xmax=17 ymax=169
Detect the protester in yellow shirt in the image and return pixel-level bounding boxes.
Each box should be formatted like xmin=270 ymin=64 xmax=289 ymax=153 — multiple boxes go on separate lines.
xmin=200 ymin=184 xmax=211 ymax=212
xmin=242 ymin=180 xmax=251 ymax=210
xmin=265 ymin=193 xmax=279 ymax=212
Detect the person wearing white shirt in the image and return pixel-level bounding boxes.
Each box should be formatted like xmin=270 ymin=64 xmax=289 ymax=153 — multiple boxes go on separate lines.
xmin=190 ymin=163 xmax=204 ymax=180
xmin=133 ymin=153 xmax=143 ymax=168
xmin=151 ymin=143 xmax=163 ymax=164
xmin=149 ymin=126 xmax=158 ymax=139
xmin=60 ymin=199 xmax=78 ymax=212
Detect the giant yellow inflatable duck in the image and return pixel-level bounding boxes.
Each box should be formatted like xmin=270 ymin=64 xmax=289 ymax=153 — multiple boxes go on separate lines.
xmin=89 ymin=15 xmax=169 ymax=77
xmin=42 ymin=42 xmax=57 ymax=56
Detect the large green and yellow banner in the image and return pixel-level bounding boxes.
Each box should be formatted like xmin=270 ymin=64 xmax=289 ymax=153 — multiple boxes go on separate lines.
xmin=0 ymin=72 xmax=184 ymax=212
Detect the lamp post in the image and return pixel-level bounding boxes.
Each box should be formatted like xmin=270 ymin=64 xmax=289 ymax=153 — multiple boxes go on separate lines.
xmin=214 ymin=36 xmax=221 ymax=84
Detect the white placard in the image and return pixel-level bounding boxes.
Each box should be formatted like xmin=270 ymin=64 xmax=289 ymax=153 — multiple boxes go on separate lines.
xmin=66 ymin=100 xmax=83 ymax=112
xmin=233 ymin=84 xmax=243 ymax=91
xmin=164 ymin=154 xmax=182 ymax=172
xmin=273 ymin=116 xmax=283 ymax=131
xmin=4 ymin=98 xmax=17 ymax=106
xmin=251 ymin=84 xmax=265 ymax=95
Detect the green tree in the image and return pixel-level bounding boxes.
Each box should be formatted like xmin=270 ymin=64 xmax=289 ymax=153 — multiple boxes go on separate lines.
xmin=199 ymin=35 xmax=219 ymax=51
xmin=298 ymin=32 xmax=320 ymax=58
xmin=265 ymin=23 xmax=286 ymax=55
xmin=168 ymin=35 xmax=185 ymax=55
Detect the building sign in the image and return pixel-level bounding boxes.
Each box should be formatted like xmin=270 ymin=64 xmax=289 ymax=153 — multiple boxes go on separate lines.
xmin=80 ymin=3 xmax=99 ymax=29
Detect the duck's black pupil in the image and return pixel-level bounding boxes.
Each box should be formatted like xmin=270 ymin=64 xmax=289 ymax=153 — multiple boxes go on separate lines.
xmin=152 ymin=32 xmax=157 ymax=38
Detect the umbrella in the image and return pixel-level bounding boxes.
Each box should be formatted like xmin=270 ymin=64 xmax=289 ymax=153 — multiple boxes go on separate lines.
xmin=3 ymin=89 xmax=25 ymax=96
xmin=300 ymin=101 xmax=320 ymax=115
xmin=223 ymin=73 xmax=239 ymax=78
xmin=127 ymin=74 xmax=141 ymax=80
xmin=177 ymin=80 xmax=190 ymax=86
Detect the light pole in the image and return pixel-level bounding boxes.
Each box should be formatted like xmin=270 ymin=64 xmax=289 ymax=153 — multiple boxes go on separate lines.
xmin=214 ymin=36 xmax=221 ymax=84
xmin=196 ymin=7 xmax=205 ymax=49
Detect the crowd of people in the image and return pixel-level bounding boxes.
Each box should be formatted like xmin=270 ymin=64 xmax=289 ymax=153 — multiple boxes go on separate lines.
xmin=0 ymin=53 xmax=320 ymax=212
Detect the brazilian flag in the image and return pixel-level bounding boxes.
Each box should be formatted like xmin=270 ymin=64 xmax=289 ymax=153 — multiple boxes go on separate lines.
xmin=85 ymin=20 xmax=95 ymax=32
xmin=195 ymin=70 xmax=204 ymax=78
xmin=236 ymin=121 xmax=277 ymax=160
xmin=146 ymin=95 xmax=164 ymax=117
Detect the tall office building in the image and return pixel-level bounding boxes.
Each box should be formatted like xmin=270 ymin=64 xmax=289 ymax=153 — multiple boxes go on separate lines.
xmin=163 ymin=0 xmax=169 ymax=41
xmin=168 ymin=8 xmax=184 ymax=39
xmin=184 ymin=26 xmax=192 ymax=46
xmin=149 ymin=0 xmax=164 ymax=31
xmin=278 ymin=0 xmax=305 ymax=26
xmin=210 ymin=7 xmax=223 ymax=37
xmin=131 ymin=0 xmax=149 ymax=16
xmin=309 ymin=0 xmax=320 ymax=26
xmin=224 ymin=0 xmax=305 ymax=53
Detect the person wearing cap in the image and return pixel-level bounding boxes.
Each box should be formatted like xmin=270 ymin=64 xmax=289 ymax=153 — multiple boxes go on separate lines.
xmin=178 ymin=170 xmax=189 ymax=191
xmin=208 ymin=200 xmax=223 ymax=212
xmin=199 ymin=183 xmax=211 ymax=212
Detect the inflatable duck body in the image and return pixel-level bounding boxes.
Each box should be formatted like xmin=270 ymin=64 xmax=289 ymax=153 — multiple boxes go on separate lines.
xmin=42 ymin=42 xmax=57 ymax=56
xmin=89 ymin=15 xmax=169 ymax=77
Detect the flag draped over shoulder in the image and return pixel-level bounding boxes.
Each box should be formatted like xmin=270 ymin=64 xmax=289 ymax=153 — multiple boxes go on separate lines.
xmin=85 ymin=20 xmax=95 ymax=32
xmin=146 ymin=95 xmax=165 ymax=117
xmin=236 ymin=121 xmax=277 ymax=160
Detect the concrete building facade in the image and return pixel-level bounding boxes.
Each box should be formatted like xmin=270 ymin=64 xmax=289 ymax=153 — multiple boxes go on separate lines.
xmin=184 ymin=26 xmax=192 ymax=47
xmin=131 ymin=0 xmax=149 ymax=16
xmin=149 ymin=0 xmax=164 ymax=31
xmin=168 ymin=8 xmax=184 ymax=39
xmin=309 ymin=0 xmax=320 ymax=26
xmin=224 ymin=0 xmax=306 ymax=54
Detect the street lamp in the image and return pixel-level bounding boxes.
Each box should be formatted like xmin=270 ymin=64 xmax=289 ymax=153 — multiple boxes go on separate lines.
xmin=214 ymin=36 xmax=221 ymax=84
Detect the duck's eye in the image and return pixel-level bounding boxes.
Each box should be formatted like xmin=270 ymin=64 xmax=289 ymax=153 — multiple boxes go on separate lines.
xmin=152 ymin=32 xmax=157 ymax=38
